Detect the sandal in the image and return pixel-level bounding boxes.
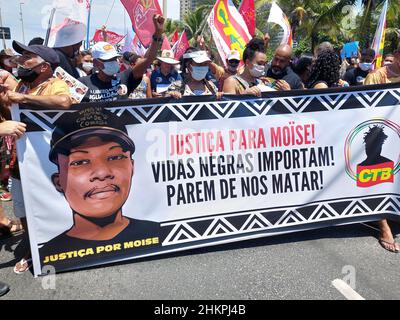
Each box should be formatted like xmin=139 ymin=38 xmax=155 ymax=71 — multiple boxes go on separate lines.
xmin=378 ymin=239 xmax=400 ymax=253
xmin=13 ymin=258 xmax=32 ymax=274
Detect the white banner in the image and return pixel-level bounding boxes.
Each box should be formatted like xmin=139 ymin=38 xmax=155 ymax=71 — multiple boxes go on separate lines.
xmin=13 ymin=83 xmax=400 ymax=276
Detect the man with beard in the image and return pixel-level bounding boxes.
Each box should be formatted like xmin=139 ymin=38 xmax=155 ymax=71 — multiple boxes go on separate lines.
xmin=265 ymin=44 xmax=303 ymax=90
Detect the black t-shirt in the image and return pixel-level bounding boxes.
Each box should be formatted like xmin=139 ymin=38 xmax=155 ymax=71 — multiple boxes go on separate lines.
xmin=343 ymin=67 xmax=369 ymax=86
xmin=265 ymin=66 xmax=303 ymax=90
xmin=39 ymin=217 xmax=168 ymax=273
xmin=79 ymin=70 xmax=142 ymax=102
xmin=54 ymin=49 xmax=81 ymax=79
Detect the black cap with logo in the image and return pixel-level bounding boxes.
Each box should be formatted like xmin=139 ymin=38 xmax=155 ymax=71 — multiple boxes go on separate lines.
xmin=49 ymin=107 xmax=135 ymax=164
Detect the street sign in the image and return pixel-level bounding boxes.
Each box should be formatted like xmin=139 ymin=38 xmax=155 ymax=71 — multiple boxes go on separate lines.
xmin=0 ymin=27 xmax=11 ymax=40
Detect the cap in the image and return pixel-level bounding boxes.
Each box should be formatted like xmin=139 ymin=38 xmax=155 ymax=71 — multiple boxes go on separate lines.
xmin=49 ymin=107 xmax=135 ymax=164
xmin=53 ymin=22 xmax=86 ymax=48
xmin=92 ymin=42 xmax=121 ymax=61
xmin=227 ymin=50 xmax=240 ymax=61
xmin=182 ymin=50 xmax=211 ymax=64
xmin=12 ymin=41 xmax=60 ymax=67
xmin=157 ymin=50 xmax=179 ymax=65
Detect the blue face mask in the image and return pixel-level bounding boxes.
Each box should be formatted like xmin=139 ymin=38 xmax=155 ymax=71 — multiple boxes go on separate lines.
xmin=193 ymin=89 xmax=205 ymax=96
xmin=190 ymin=66 xmax=209 ymax=81
xmin=102 ymin=60 xmax=120 ymax=76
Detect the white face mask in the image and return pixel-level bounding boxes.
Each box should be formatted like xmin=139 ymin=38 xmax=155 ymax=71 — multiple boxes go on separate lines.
xmin=359 ymin=62 xmax=373 ymax=72
xmin=102 ymin=60 xmax=120 ymax=76
xmin=82 ymin=62 xmax=93 ymax=73
xmin=249 ymin=64 xmax=265 ymax=78
xmin=190 ymin=66 xmax=209 ymax=81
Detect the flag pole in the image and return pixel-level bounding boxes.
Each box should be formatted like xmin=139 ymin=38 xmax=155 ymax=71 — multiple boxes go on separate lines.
xmin=85 ymin=0 xmax=93 ymax=49
xmin=44 ymin=8 xmax=56 ymax=46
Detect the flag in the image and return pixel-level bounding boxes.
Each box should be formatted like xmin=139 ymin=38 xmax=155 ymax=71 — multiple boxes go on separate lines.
xmin=171 ymin=30 xmax=179 ymax=46
xmin=172 ymin=31 xmax=189 ymax=60
xmin=207 ymin=0 xmax=251 ymax=66
xmin=45 ymin=0 xmax=89 ymax=47
xmin=122 ymin=26 xmax=147 ymax=55
xmin=92 ymin=29 xmax=126 ymax=45
xmin=161 ymin=36 xmax=171 ymax=50
xmin=267 ymin=2 xmax=293 ymax=47
xmin=371 ymin=0 xmax=388 ymax=68
xmin=132 ymin=30 xmax=147 ymax=55
xmin=120 ymin=0 xmax=163 ymax=48
xmin=238 ymin=0 xmax=255 ymax=36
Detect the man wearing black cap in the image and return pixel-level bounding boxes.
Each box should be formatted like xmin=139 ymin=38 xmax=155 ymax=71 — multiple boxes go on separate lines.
xmin=39 ymin=107 xmax=164 ymax=271
xmin=0 ymin=41 xmax=73 ymax=274
xmin=0 ymin=41 xmax=72 ymax=109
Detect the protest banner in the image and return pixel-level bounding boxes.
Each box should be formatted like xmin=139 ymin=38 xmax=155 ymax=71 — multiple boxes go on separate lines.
xmin=12 ymin=83 xmax=400 ymax=276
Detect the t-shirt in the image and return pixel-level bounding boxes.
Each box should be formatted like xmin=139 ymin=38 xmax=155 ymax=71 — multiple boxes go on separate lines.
xmin=343 ymin=67 xmax=370 ymax=86
xmin=364 ymin=66 xmax=400 ymax=85
xmin=39 ymin=217 xmax=169 ymax=273
xmin=79 ymin=70 xmax=142 ymax=102
xmin=265 ymin=66 xmax=303 ymax=90
xmin=54 ymin=49 xmax=81 ymax=80
xmin=11 ymin=78 xmax=71 ymax=179
xmin=15 ymin=78 xmax=70 ymax=96
xmin=150 ymin=69 xmax=182 ymax=94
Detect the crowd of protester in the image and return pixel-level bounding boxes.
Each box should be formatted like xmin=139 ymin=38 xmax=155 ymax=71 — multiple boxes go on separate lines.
xmin=0 ymin=13 xmax=399 ymax=297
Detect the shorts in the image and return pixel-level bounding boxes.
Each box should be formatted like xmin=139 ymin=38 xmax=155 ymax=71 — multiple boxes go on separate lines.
xmin=11 ymin=178 xmax=26 ymax=218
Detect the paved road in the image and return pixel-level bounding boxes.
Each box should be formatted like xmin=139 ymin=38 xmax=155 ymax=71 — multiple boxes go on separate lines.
xmin=0 ymin=201 xmax=399 ymax=300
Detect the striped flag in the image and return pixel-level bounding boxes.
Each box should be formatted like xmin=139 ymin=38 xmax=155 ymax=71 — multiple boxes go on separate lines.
xmin=371 ymin=0 xmax=388 ymax=69
xmin=207 ymin=0 xmax=251 ymax=66
xmin=267 ymin=2 xmax=293 ymax=47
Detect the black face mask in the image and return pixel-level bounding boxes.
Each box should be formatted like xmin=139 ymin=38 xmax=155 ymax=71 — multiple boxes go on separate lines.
xmin=17 ymin=66 xmax=40 ymax=83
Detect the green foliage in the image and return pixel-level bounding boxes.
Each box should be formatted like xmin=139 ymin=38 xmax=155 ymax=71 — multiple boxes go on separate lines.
xmin=170 ymin=0 xmax=400 ymax=58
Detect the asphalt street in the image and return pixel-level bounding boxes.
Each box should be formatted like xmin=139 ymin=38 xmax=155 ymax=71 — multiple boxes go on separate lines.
xmin=0 ymin=201 xmax=399 ymax=300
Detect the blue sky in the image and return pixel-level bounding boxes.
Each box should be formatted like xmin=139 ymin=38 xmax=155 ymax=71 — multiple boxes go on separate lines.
xmin=0 ymin=0 xmax=180 ymax=48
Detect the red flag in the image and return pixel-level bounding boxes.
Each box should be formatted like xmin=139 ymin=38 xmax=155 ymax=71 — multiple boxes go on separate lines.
xmin=172 ymin=31 xmax=189 ymax=60
xmin=171 ymin=30 xmax=179 ymax=45
xmin=239 ymin=0 xmax=255 ymax=36
xmin=161 ymin=36 xmax=171 ymax=50
xmin=120 ymin=0 xmax=162 ymax=48
xmin=92 ymin=29 xmax=126 ymax=45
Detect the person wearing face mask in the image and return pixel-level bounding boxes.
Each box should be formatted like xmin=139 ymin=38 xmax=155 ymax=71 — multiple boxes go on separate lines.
xmin=265 ymin=44 xmax=303 ymax=90
xmin=76 ymin=50 xmax=93 ymax=77
xmin=343 ymin=48 xmax=375 ymax=86
xmin=150 ymin=49 xmax=182 ymax=97
xmin=79 ymin=14 xmax=165 ymax=103
xmin=223 ymin=38 xmax=269 ymax=97
xmin=213 ymin=50 xmax=241 ymax=92
xmin=383 ymin=54 xmax=395 ymax=66
xmin=52 ymin=23 xmax=87 ymax=80
xmin=365 ymin=45 xmax=400 ymax=86
xmin=0 ymin=40 xmax=72 ymax=274
xmin=167 ymin=49 xmax=219 ymax=98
